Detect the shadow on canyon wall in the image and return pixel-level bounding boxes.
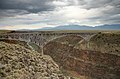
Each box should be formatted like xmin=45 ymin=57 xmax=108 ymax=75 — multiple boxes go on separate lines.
xmin=44 ymin=33 xmax=120 ymax=79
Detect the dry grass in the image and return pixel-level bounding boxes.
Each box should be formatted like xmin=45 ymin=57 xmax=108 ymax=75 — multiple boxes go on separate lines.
xmin=0 ymin=30 xmax=13 ymax=34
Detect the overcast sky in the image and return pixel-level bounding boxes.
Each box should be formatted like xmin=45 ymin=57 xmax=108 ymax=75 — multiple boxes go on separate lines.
xmin=0 ymin=0 xmax=120 ymax=30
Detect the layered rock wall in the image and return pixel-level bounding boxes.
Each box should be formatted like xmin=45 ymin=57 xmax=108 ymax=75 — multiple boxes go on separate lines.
xmin=44 ymin=41 xmax=120 ymax=79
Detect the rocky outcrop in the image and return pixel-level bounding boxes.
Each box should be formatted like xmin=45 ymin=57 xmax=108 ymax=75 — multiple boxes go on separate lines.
xmin=88 ymin=32 xmax=120 ymax=55
xmin=0 ymin=42 xmax=71 ymax=79
xmin=53 ymin=35 xmax=84 ymax=46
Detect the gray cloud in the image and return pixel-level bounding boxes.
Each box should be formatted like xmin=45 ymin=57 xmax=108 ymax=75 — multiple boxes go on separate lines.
xmin=1 ymin=0 xmax=120 ymax=15
xmin=0 ymin=0 xmax=56 ymax=19
xmin=82 ymin=0 xmax=112 ymax=9
xmin=80 ymin=0 xmax=120 ymax=15
xmin=0 ymin=0 xmax=120 ymax=29
xmin=0 ymin=0 xmax=55 ymax=13
xmin=0 ymin=9 xmax=29 ymax=18
xmin=81 ymin=0 xmax=120 ymax=25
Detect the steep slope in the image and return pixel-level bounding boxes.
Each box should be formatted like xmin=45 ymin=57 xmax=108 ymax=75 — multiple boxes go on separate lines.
xmin=0 ymin=41 xmax=71 ymax=79
xmin=44 ymin=34 xmax=120 ymax=79
xmin=89 ymin=32 xmax=120 ymax=55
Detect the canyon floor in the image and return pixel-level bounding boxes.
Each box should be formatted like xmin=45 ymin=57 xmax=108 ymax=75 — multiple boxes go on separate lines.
xmin=0 ymin=30 xmax=120 ymax=79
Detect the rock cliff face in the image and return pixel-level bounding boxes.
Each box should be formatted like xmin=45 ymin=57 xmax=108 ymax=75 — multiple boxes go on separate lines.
xmin=44 ymin=34 xmax=120 ymax=79
xmin=0 ymin=41 xmax=71 ymax=79
xmin=88 ymin=32 xmax=120 ymax=55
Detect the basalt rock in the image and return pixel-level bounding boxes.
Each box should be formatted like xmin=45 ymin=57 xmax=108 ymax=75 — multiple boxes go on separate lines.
xmin=44 ymin=41 xmax=120 ymax=79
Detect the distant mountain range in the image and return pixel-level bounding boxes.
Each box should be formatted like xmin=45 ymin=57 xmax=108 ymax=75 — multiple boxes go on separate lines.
xmin=37 ymin=24 xmax=120 ymax=30
xmin=19 ymin=24 xmax=120 ymax=31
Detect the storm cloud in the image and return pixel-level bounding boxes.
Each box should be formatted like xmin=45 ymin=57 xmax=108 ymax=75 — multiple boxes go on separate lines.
xmin=0 ymin=0 xmax=55 ymax=13
xmin=0 ymin=0 xmax=120 ymax=30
